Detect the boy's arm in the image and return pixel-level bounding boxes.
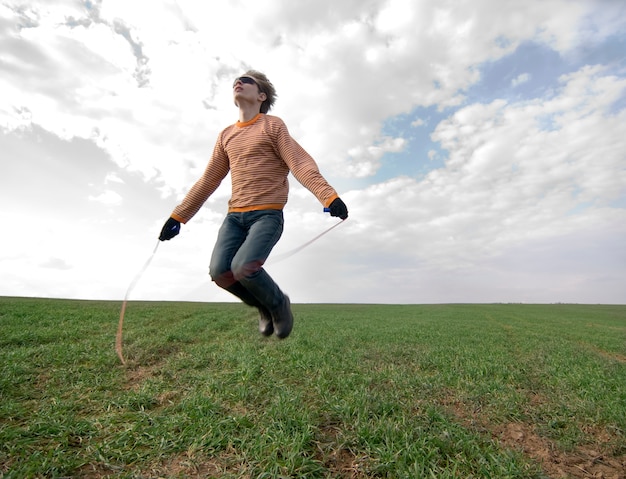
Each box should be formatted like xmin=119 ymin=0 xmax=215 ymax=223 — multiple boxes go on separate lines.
xmin=171 ymin=135 xmax=230 ymax=224
xmin=159 ymin=133 xmax=230 ymax=241
xmin=272 ymin=119 xmax=339 ymax=208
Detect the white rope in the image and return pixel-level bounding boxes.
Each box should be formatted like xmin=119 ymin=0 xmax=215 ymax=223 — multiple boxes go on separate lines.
xmin=116 ymin=240 xmax=160 ymax=365
xmin=269 ymin=219 xmax=346 ymax=264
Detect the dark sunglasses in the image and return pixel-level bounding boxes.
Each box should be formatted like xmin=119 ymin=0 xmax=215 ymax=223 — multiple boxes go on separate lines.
xmin=233 ymin=76 xmax=258 ymax=87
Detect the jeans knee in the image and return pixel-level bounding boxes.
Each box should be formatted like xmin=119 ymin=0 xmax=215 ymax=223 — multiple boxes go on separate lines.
xmin=209 ymin=261 xmax=234 ymax=288
xmin=231 ymin=258 xmax=264 ymax=282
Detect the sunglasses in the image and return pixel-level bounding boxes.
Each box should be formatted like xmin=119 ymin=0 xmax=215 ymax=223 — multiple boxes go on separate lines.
xmin=233 ymin=76 xmax=258 ymax=88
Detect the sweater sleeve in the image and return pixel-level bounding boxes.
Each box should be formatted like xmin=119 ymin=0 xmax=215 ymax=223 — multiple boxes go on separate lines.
xmin=171 ymin=132 xmax=230 ymax=223
xmin=271 ymin=118 xmax=339 ymax=207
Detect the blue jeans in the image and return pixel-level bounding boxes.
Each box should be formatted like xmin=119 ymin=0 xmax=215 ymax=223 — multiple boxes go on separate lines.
xmin=209 ymin=210 xmax=285 ymax=311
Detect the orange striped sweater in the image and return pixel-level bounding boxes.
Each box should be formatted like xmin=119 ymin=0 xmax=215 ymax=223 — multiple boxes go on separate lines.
xmin=171 ymin=114 xmax=338 ymax=223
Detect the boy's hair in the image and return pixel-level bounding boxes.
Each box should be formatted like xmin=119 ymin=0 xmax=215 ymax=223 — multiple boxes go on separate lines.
xmin=246 ymin=70 xmax=277 ymax=113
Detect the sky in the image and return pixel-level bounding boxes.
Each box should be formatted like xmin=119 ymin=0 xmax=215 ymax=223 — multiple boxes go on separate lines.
xmin=1 ymin=0 xmax=625 ymax=305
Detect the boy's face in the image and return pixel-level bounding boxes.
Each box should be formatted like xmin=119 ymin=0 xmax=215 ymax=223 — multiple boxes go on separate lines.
xmin=233 ymin=76 xmax=265 ymax=107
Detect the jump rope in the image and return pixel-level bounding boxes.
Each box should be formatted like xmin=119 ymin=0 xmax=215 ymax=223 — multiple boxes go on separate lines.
xmin=115 ymin=211 xmax=346 ymax=365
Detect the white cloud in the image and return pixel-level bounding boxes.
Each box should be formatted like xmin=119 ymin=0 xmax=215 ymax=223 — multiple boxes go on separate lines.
xmin=89 ymin=190 xmax=123 ymax=206
xmin=105 ymin=172 xmax=124 ymax=184
xmin=511 ymin=73 xmax=531 ymax=87
xmin=346 ymin=136 xmax=407 ymax=178
xmin=41 ymin=257 xmax=72 ymax=270
xmin=1 ymin=0 xmax=614 ymax=188
xmin=380 ymin=66 xmax=625 ymax=266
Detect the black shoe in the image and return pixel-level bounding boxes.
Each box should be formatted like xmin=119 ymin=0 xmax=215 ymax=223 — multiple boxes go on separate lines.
xmin=272 ymin=295 xmax=293 ymax=339
xmin=258 ymin=307 xmax=274 ymax=336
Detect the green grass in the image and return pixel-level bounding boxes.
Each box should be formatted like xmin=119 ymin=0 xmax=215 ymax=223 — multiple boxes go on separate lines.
xmin=1 ymin=298 xmax=624 ymax=478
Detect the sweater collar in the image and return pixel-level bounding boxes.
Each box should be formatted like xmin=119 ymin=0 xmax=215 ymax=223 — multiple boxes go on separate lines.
xmin=236 ymin=113 xmax=262 ymax=128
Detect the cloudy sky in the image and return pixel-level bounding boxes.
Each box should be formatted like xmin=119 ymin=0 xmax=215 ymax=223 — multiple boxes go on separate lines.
xmin=1 ymin=0 xmax=625 ymax=305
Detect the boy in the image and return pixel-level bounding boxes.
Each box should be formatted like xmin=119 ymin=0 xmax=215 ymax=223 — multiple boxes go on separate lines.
xmin=159 ymin=70 xmax=348 ymax=338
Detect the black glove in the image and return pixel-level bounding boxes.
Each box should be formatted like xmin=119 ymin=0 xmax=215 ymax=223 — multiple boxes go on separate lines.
xmin=159 ymin=217 xmax=181 ymax=241
xmin=329 ymin=197 xmax=348 ymax=220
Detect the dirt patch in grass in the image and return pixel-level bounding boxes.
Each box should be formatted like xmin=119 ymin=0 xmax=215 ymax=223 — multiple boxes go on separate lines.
xmin=155 ymin=453 xmax=229 ymax=478
xmin=314 ymin=424 xmax=371 ymax=478
xmin=497 ymin=422 xmax=625 ymax=479
xmin=591 ymin=347 xmax=626 ymax=364
xmin=124 ymin=364 xmax=157 ymax=389
xmin=75 ymin=450 xmax=247 ymax=479
xmin=573 ymin=337 xmax=626 ymax=364
xmin=443 ymin=396 xmax=626 ymax=479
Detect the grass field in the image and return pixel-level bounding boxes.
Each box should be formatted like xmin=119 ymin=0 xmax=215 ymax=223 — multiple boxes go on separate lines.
xmin=0 ymin=297 xmax=624 ymax=478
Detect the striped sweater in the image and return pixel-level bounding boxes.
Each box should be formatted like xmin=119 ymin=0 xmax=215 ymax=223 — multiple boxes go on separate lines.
xmin=171 ymin=114 xmax=339 ymax=223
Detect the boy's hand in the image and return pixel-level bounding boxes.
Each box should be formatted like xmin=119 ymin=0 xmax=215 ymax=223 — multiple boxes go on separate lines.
xmin=159 ymin=217 xmax=181 ymax=241
xmin=329 ymin=198 xmax=348 ymax=220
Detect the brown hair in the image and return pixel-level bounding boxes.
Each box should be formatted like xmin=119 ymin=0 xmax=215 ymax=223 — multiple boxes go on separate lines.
xmin=245 ymin=70 xmax=277 ymax=114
